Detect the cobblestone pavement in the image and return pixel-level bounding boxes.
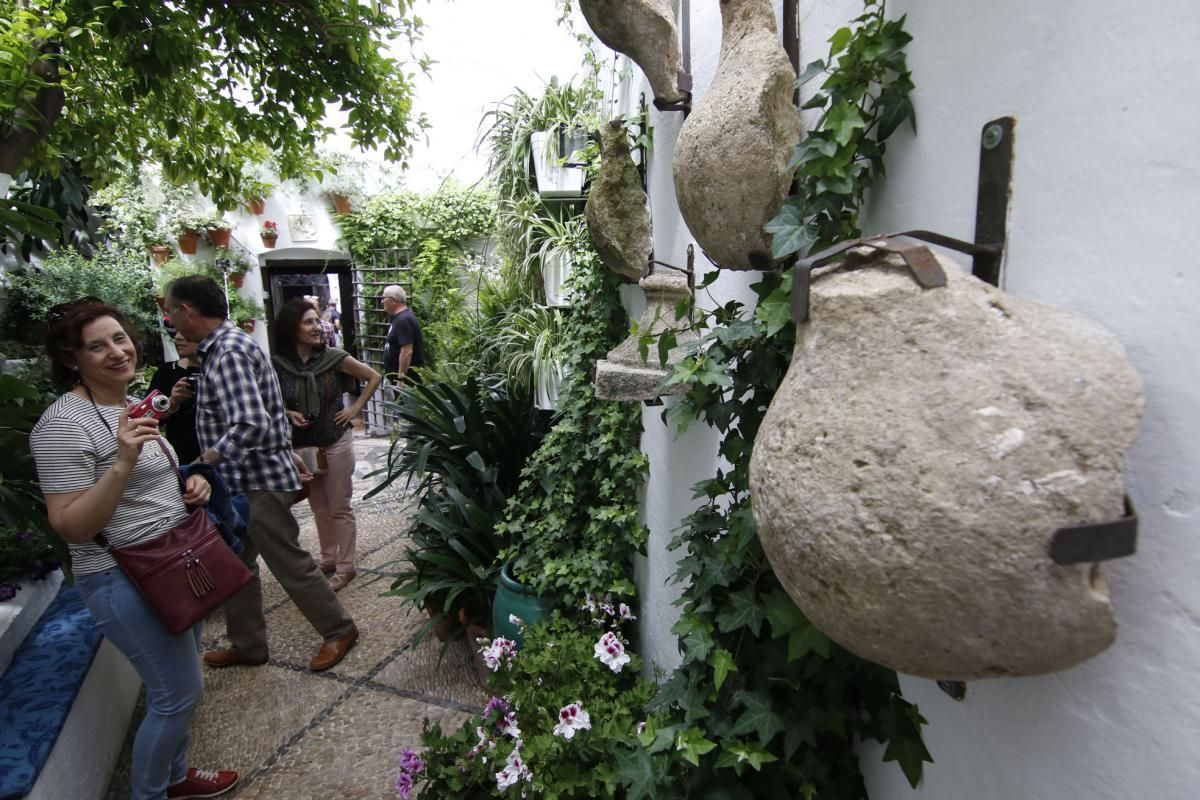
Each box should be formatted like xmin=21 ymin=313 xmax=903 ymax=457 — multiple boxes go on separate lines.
xmin=104 ymin=435 xmax=488 ymax=800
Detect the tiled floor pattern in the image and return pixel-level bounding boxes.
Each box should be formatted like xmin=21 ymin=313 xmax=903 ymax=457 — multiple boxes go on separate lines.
xmin=104 ymin=436 xmax=488 ymax=800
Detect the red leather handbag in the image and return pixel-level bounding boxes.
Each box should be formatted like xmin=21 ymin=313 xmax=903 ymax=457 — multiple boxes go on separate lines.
xmin=95 ymin=441 xmax=252 ymax=635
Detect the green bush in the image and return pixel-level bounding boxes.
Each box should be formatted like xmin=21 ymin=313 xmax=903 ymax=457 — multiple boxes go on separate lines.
xmin=369 ymin=375 xmax=553 ymax=632
xmin=2 ymin=246 xmax=159 ymax=346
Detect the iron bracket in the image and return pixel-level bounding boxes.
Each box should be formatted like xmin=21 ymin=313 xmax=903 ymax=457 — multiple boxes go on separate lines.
xmin=1050 ymin=496 xmax=1138 ymax=565
xmin=972 ymin=117 xmax=1015 ymax=286
xmin=653 ymin=0 xmax=693 ymax=114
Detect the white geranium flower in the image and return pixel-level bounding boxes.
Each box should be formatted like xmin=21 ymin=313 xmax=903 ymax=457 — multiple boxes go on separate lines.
xmin=495 ymin=744 xmax=531 ymax=791
xmin=480 ymin=637 xmax=517 ymax=672
xmin=553 ymin=702 xmax=592 ymax=740
xmin=594 ymin=631 xmax=631 ymax=673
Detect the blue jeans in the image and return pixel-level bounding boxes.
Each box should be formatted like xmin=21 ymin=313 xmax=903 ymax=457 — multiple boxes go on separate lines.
xmin=75 ymin=567 xmax=204 ymax=800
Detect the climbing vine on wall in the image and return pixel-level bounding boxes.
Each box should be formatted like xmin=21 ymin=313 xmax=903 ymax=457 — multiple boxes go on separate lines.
xmin=496 ymin=225 xmax=649 ymax=603
xmin=628 ymin=4 xmax=930 ymax=798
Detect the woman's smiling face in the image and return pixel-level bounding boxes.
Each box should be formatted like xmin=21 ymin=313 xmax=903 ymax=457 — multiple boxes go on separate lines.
xmin=299 ymin=308 xmax=324 ymax=346
xmin=74 ymin=315 xmax=137 ymax=388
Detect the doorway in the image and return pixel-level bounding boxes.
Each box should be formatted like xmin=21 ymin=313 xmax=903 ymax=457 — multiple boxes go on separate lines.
xmin=259 ymin=260 xmax=356 ymax=357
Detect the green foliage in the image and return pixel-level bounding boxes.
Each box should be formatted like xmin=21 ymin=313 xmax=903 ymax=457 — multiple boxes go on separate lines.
xmin=4 ymin=157 xmax=102 ymax=260
xmin=0 ymin=0 xmax=428 ymax=205
xmin=411 ymin=237 xmax=470 ymax=368
xmin=481 ymin=78 xmax=601 ymax=298
xmin=496 ymin=231 xmax=648 ymax=603
xmin=369 ymin=376 xmax=553 ymax=632
xmin=0 ymin=525 xmax=59 ymax=585
xmin=416 ymin=611 xmax=656 ymax=799
xmin=2 ymin=245 xmax=158 ymax=345
xmin=227 ymin=292 xmax=264 ymax=326
xmin=0 ymin=358 xmax=69 ymax=577
xmin=765 ymin=0 xmax=916 ymax=257
xmin=479 ymin=304 xmax=569 ymax=397
xmin=626 ymin=5 xmax=929 ymax=797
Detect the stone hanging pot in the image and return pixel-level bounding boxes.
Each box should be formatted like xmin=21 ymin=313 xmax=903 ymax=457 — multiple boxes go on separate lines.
xmin=672 ymin=0 xmax=800 ymax=270
xmin=749 ymin=249 xmax=1144 ymax=680
xmin=578 ymin=0 xmax=688 ymax=106
xmin=586 ymin=120 xmax=651 ymax=282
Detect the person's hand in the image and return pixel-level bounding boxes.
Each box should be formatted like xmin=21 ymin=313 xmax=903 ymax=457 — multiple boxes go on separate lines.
xmin=169 ymin=377 xmax=194 ymax=410
xmin=333 ymin=406 xmax=358 ymax=427
xmin=116 ymin=406 xmax=160 ymax=465
xmin=291 ymin=450 xmax=314 ymax=483
xmin=286 ymin=410 xmax=312 ymax=428
xmin=182 ymin=474 xmax=212 ymax=506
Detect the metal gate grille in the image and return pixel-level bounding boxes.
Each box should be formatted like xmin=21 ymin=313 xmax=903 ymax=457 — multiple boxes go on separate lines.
xmin=351 ymin=248 xmax=413 ymax=434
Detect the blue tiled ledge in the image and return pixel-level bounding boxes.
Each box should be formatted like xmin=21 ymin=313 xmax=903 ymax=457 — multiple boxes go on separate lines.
xmin=0 ymin=585 xmax=102 ymax=800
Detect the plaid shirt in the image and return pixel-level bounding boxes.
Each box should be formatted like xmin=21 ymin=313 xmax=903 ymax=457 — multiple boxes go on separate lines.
xmin=195 ymin=321 xmax=299 ymax=493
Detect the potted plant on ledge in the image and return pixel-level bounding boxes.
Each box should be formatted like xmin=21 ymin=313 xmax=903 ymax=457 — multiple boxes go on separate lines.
xmin=259 ymin=220 xmax=279 ymax=248
xmin=228 ymin=293 xmax=264 ymax=332
xmin=169 ymin=209 xmax=224 ymax=255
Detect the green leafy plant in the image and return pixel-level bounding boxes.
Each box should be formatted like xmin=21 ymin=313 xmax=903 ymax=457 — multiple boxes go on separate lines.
xmin=495 ymin=230 xmax=647 ymax=604
xmin=621 ymin=4 xmax=928 ymax=797
xmin=2 ymin=246 xmax=158 ymax=345
xmin=369 ymin=376 xmax=553 ymax=633
xmin=0 ymin=358 xmax=69 ymax=581
xmin=480 ymin=304 xmax=569 ymax=397
xmin=415 ymin=609 xmax=655 ymax=799
xmin=153 ymin=256 xmax=221 ymax=296
xmin=764 ymin=0 xmax=916 ymax=257
xmin=0 ymin=526 xmax=60 ymax=595
xmin=227 ymin=292 xmax=264 ymax=326
xmin=168 ymin=208 xmax=224 ymax=237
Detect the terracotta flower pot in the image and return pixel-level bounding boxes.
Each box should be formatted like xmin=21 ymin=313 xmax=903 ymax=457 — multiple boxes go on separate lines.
xmin=149 ymin=245 xmax=172 ymax=265
xmin=176 ymin=230 xmax=200 ymax=255
xmin=328 ymin=193 xmax=352 ymax=214
xmin=260 ymin=234 xmax=277 ymax=249
xmin=206 ymin=227 xmax=232 ymax=248
xmin=248 ymin=197 xmax=266 ymax=215
xmin=229 ymin=272 xmax=246 ymax=288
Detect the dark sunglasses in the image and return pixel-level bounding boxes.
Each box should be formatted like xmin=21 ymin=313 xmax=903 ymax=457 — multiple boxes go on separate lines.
xmin=47 ymin=296 xmax=104 ymax=323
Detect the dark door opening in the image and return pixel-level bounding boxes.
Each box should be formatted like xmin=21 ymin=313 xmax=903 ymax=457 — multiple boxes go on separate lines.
xmin=259 ymin=260 xmax=356 ymax=357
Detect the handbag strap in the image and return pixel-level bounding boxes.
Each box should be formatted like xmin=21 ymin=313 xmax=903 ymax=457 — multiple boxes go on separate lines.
xmin=94 ymin=439 xmax=189 ymax=552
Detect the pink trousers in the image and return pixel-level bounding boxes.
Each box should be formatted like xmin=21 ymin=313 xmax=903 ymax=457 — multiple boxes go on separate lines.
xmin=308 ymin=428 xmax=358 ymax=574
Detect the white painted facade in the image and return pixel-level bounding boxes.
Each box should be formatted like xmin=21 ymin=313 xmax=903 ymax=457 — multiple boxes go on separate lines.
xmin=626 ymin=1 xmax=1200 ymax=797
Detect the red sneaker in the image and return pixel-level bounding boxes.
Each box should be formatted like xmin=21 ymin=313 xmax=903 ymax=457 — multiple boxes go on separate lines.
xmin=167 ymin=767 xmax=239 ymax=798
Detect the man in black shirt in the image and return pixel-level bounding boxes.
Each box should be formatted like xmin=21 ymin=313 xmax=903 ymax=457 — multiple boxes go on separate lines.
xmin=381 ymin=284 xmax=425 ymax=383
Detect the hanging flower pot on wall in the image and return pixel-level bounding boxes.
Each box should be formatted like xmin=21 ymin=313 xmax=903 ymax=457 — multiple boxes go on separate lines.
xmin=542 ymin=250 xmax=573 ymax=307
xmin=149 ymin=245 xmax=172 ymax=265
xmin=328 ymin=193 xmax=352 ymax=214
xmin=206 ymin=226 xmax=232 ymax=248
xmin=176 ymin=230 xmax=200 ymax=255
xmin=247 ymin=197 xmax=266 ymax=215
xmin=229 ymin=271 xmax=246 ymax=289
xmin=260 ymin=220 xmax=278 ymax=249
xmin=530 ymin=131 xmax=585 ymax=199
xmin=533 ymin=358 xmax=566 ymax=411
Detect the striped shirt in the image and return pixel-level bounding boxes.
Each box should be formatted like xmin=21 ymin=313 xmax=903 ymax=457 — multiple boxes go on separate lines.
xmin=195 ymin=321 xmax=299 ymax=494
xmin=29 ymin=393 xmax=189 ymax=576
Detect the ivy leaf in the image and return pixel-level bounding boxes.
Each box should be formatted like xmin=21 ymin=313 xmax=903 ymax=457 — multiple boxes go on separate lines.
xmin=708 ymin=647 xmax=737 ymax=691
xmin=764 ymin=203 xmax=819 ymax=260
xmin=715 ymin=585 xmax=763 ymax=633
xmin=762 ymin=589 xmax=806 ymax=640
xmin=731 ymin=690 xmax=786 ymax=745
xmin=674 ymin=727 xmax=719 ymax=767
xmin=613 ymin=746 xmax=659 ymax=800
xmin=795 ymin=59 xmax=826 ymax=87
xmin=828 ymin=26 xmax=853 ymax=55
xmin=880 ymin=698 xmax=932 ymax=788
xmin=788 ymin=621 xmax=832 ymax=661
xmin=825 ymin=99 xmax=867 ymax=146
xmin=753 ymin=283 xmax=792 ymax=337
xmin=716 ymin=742 xmax=780 ymax=773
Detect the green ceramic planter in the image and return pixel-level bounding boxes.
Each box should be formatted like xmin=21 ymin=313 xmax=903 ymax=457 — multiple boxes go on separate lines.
xmin=492 ymin=564 xmax=556 ymax=647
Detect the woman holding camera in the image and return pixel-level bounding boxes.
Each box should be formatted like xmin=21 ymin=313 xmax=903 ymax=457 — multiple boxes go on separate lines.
xmin=148 ymin=331 xmax=203 ymax=464
xmin=271 ymin=298 xmax=381 ymax=591
xmin=29 ymin=299 xmax=238 ymax=800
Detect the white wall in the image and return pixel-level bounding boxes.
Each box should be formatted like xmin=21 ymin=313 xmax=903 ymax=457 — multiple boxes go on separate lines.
xmin=631 ymin=0 xmax=1200 ymax=796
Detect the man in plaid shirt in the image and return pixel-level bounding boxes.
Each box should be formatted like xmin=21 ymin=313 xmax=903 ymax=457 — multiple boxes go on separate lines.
xmin=166 ymin=276 xmax=359 ymax=672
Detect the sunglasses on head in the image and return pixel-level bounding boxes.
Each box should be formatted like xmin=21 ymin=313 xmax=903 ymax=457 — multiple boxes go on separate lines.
xmin=47 ymin=296 xmax=104 ymax=323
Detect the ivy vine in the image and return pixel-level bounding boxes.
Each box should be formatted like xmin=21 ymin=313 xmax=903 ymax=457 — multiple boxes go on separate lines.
xmin=496 ymin=227 xmax=649 ymax=603
xmin=628 ymin=4 xmax=930 ymax=798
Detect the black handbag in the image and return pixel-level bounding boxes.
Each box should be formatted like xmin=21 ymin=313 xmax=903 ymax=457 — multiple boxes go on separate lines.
xmin=95 ymin=440 xmax=252 ymax=635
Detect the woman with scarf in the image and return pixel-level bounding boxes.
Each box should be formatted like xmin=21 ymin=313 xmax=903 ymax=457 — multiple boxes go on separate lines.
xmin=271 ymin=298 xmax=381 ymax=591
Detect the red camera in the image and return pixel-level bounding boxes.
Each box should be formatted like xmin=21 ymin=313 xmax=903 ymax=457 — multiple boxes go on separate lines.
xmin=130 ymin=390 xmax=171 ymax=421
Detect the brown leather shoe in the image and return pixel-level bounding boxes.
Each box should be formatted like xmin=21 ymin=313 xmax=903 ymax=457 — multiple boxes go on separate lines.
xmin=202 ymin=648 xmax=268 ymax=668
xmin=309 ymin=625 xmax=358 ymax=672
